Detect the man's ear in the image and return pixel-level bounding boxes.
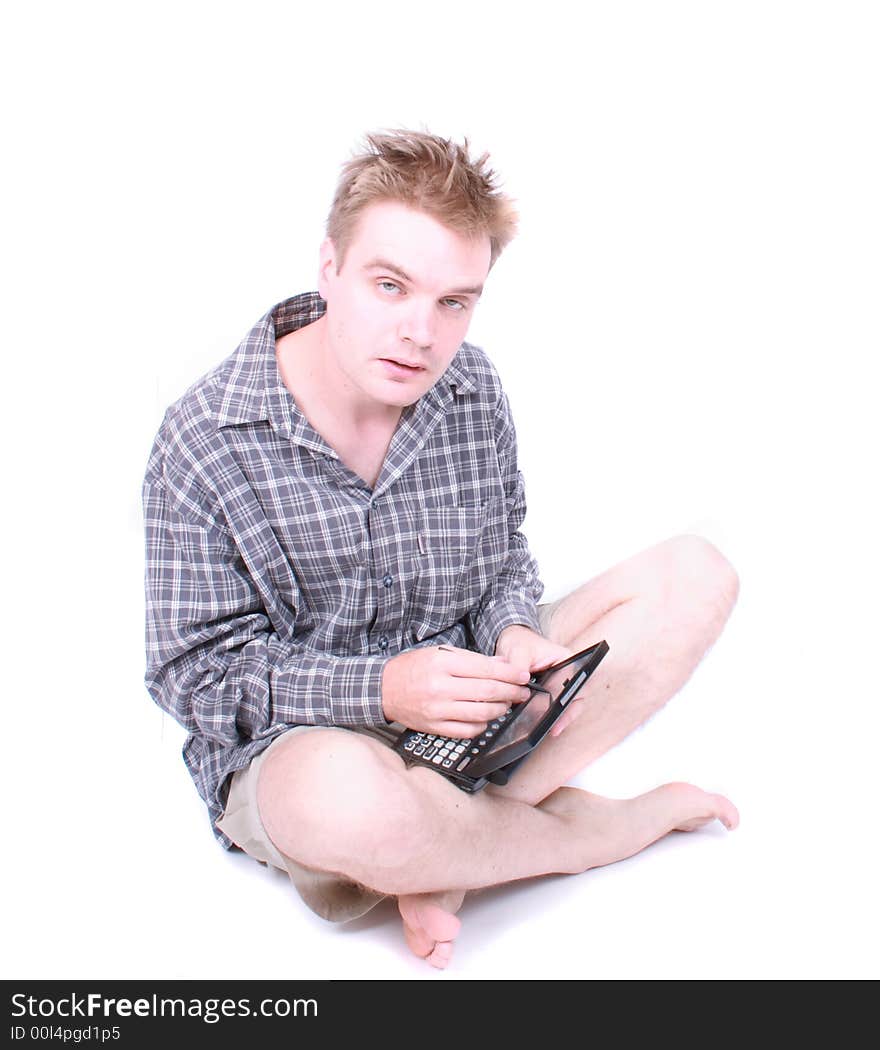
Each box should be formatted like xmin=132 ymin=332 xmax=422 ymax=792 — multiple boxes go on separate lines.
xmin=317 ymin=237 xmax=339 ymax=299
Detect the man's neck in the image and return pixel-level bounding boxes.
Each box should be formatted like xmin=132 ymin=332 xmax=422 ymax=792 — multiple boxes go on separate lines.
xmin=275 ymin=318 xmax=402 ymax=487
xmin=276 ymin=316 xmax=401 ymax=433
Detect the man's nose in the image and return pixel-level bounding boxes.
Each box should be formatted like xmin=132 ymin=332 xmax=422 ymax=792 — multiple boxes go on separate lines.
xmin=398 ymin=299 xmax=436 ymax=349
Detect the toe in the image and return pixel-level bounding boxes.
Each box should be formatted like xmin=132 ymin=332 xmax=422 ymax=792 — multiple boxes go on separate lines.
xmin=398 ymin=895 xmax=463 ymax=966
xmin=402 ymin=919 xmax=434 ymax=959
xmin=716 ymin=795 xmax=740 ymax=830
xmin=413 ymin=902 xmax=462 ymax=943
xmin=426 ymin=940 xmax=454 ymax=969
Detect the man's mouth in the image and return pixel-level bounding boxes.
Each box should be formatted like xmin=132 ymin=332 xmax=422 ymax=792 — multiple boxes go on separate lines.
xmin=380 ymin=357 xmax=426 ymax=373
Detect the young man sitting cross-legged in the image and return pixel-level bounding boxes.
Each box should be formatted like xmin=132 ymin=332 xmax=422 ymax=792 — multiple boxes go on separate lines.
xmin=143 ymin=129 xmax=739 ymax=970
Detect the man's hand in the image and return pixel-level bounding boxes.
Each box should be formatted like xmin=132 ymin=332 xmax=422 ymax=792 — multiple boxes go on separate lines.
xmin=494 ymin=624 xmax=571 ymax=679
xmin=495 ymin=624 xmax=584 ymax=738
xmin=381 ymin=645 xmax=534 ymax=738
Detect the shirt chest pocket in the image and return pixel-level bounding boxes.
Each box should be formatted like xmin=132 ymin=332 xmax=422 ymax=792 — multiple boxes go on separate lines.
xmin=408 ymin=499 xmax=509 ymax=642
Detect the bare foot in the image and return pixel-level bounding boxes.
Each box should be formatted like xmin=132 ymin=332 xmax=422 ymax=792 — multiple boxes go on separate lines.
xmin=667 ymin=782 xmax=740 ymax=832
xmin=538 ymin=781 xmax=739 ymax=872
xmin=397 ymin=890 xmax=466 ymax=969
xmin=396 ymin=783 xmax=737 ymax=965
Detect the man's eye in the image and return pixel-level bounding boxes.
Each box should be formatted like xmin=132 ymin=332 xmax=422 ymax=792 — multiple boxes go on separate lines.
xmin=378 ymin=281 xmax=401 ymax=295
xmin=443 ymin=299 xmax=466 ymax=311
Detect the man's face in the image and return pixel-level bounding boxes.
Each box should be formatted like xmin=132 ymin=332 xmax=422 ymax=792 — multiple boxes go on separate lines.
xmin=317 ymin=200 xmax=491 ymax=412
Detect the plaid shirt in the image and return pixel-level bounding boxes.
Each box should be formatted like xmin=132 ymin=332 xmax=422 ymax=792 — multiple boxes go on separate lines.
xmin=143 ymin=293 xmax=543 ymax=844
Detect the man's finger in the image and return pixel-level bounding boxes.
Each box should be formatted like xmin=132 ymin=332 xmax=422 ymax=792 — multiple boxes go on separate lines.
xmin=448 ymin=679 xmax=533 ymax=705
xmin=449 ymin=699 xmax=514 ymax=723
xmin=431 ymin=720 xmax=490 ymax=740
xmin=550 ymin=700 xmax=583 ymax=737
xmin=437 ymin=645 xmax=532 ymax=684
xmin=531 ymin=648 xmax=574 ymax=672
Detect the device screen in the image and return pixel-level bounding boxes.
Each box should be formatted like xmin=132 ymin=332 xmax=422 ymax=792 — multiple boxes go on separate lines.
xmin=486 ymin=644 xmax=602 ymax=756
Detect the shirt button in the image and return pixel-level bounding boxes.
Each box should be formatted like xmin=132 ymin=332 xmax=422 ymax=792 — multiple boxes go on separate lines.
xmin=377 ymin=635 xmax=389 ymax=651
xmin=382 ymin=574 xmax=393 ymax=588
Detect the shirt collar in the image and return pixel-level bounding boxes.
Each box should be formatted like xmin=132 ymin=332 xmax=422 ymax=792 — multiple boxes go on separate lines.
xmin=214 ymin=292 xmax=480 ymax=436
xmin=214 ymin=293 xmax=324 ymax=431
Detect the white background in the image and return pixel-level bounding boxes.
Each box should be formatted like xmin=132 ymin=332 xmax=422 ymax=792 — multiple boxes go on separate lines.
xmin=2 ymin=1 xmax=877 ymax=980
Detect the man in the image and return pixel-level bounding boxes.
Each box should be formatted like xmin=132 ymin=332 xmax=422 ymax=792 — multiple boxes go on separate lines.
xmin=144 ymin=129 xmax=739 ymax=969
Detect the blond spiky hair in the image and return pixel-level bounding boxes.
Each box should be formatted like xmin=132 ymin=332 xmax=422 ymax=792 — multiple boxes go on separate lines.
xmin=326 ymin=129 xmax=519 ymax=270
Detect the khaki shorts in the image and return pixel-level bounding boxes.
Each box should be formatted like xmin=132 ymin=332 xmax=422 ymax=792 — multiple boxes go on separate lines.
xmin=216 ymin=603 xmax=559 ymax=923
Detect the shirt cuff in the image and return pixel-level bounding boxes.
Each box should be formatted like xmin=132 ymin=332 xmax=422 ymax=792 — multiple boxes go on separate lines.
xmin=272 ymin=653 xmax=390 ymax=728
xmin=327 ymin=654 xmax=391 ymax=726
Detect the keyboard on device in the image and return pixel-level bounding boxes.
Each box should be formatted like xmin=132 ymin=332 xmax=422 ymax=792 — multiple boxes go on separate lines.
xmin=398 ymin=706 xmax=516 ymax=774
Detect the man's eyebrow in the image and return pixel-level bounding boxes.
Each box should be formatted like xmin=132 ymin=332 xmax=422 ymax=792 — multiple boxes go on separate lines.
xmin=364 ymin=257 xmax=483 ymax=297
xmin=365 ymin=258 xmax=413 ymax=283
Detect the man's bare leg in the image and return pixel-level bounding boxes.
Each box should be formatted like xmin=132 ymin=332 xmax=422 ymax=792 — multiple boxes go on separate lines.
xmin=398 ymin=535 xmax=740 ymax=964
xmin=397 ymin=778 xmax=740 ymax=967
xmin=257 ymin=728 xmax=738 ymax=912
xmin=495 ymin=534 xmax=740 ymax=805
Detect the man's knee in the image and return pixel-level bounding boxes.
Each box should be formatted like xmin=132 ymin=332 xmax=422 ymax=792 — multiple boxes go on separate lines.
xmin=660 ymin=533 xmax=740 ymax=622
xmin=256 ymin=728 xmax=422 ymax=879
